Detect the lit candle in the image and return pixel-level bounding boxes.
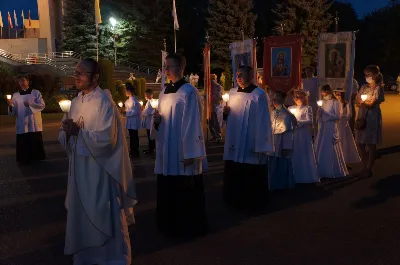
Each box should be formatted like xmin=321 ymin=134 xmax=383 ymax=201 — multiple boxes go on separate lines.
xmin=317 ymin=100 xmax=323 ymax=107
xmin=6 ymin=95 xmax=12 ymax=100
xmin=222 ymin=93 xmax=229 ymax=106
xmin=361 ymin=94 xmax=368 ymax=102
xmin=139 ymin=100 xmax=144 ymax=107
xmin=150 ymin=99 xmax=159 ymax=109
xmin=59 ymin=100 xmax=72 ymax=119
xmin=289 ymin=108 xmax=297 ymax=115
xmin=118 ymin=102 xmax=124 ymax=108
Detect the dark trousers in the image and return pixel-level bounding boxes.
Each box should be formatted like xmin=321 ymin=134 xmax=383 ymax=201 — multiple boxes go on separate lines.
xmin=146 ymin=129 xmax=156 ymax=152
xmin=209 ymin=112 xmax=221 ymax=140
xmin=128 ymin=129 xmax=139 ymax=154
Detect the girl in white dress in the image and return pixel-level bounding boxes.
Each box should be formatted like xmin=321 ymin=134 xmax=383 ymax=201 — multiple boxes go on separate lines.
xmin=334 ymin=89 xmax=361 ymax=166
xmin=288 ymin=90 xmax=319 ymax=184
xmin=314 ymin=85 xmax=348 ymax=179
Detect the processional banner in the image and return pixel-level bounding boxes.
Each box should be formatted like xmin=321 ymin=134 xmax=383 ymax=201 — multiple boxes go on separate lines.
xmin=161 ymin=50 xmax=168 ymax=89
xmin=263 ymin=35 xmax=302 ymax=93
xmin=229 ymin=39 xmax=257 ymax=87
xmin=317 ymin=31 xmax=356 ymax=98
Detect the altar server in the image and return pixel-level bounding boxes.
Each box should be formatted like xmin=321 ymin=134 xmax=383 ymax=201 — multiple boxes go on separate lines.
xmin=223 ymin=65 xmax=273 ymax=211
xmin=7 ymin=75 xmax=46 ymax=164
xmin=59 ymin=59 xmax=137 ymax=265
xmin=142 ymin=89 xmax=155 ymax=155
xmin=151 ymin=53 xmax=208 ymax=237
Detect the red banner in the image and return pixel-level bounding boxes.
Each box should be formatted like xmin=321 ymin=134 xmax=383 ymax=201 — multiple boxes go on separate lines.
xmin=263 ymin=35 xmax=302 ymax=93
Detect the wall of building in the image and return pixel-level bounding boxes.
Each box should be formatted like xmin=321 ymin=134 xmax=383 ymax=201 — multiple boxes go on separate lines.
xmin=0 ymin=38 xmax=48 ymax=54
xmin=38 ymin=0 xmax=56 ymax=53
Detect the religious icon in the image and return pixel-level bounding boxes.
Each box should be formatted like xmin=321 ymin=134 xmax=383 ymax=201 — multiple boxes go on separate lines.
xmin=271 ymin=47 xmax=291 ymax=77
xmin=325 ymin=43 xmax=346 ymax=78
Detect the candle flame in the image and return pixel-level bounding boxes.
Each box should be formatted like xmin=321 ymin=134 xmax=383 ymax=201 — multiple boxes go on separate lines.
xmin=222 ymin=93 xmax=229 ymax=103
xmin=150 ymin=99 xmax=159 ymax=109
xmin=58 ymin=100 xmax=71 ymax=113
xmin=6 ymin=95 xmax=12 ymax=100
xmin=361 ymin=94 xmax=368 ymax=102
xmin=317 ymin=100 xmax=323 ymax=107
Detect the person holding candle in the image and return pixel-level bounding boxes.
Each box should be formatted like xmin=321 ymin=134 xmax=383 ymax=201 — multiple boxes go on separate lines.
xmin=151 ymin=53 xmax=208 ymax=237
xmin=354 ymin=65 xmax=384 ymax=178
xmin=7 ymin=75 xmax=46 ymax=164
xmin=59 ymin=58 xmax=136 ymax=265
xmin=268 ymin=91 xmax=296 ymax=191
xmin=209 ymin=74 xmax=223 ymax=143
xmin=222 ymin=65 xmax=273 ymax=211
xmin=288 ymin=90 xmax=319 ymax=184
xmin=334 ymin=89 xmax=361 ymax=167
xmin=142 ymin=89 xmax=156 ymax=155
xmin=123 ymin=83 xmax=141 ymax=158
xmin=314 ymin=84 xmax=348 ymax=179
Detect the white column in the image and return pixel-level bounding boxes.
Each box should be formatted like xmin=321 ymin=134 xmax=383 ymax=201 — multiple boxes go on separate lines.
xmin=37 ymin=0 xmax=56 ymax=53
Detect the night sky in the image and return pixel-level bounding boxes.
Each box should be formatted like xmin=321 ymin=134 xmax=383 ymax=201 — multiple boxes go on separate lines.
xmin=0 ymin=0 xmax=392 ymax=25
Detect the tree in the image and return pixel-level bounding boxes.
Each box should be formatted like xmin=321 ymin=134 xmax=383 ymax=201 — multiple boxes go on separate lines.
xmin=327 ymin=1 xmax=359 ymax=32
xmin=207 ymin=0 xmax=257 ymax=71
xmin=272 ymin=0 xmax=332 ymax=66
xmin=62 ymin=0 xmax=97 ymax=57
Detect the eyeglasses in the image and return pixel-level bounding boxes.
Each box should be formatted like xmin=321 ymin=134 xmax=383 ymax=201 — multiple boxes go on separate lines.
xmin=163 ymin=65 xmax=180 ymax=70
xmin=74 ymin=71 xmax=94 ymax=77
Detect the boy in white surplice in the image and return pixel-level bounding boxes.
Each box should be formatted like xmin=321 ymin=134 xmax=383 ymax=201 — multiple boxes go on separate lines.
xmin=222 ymin=66 xmax=273 ymax=212
xmin=151 ymin=53 xmax=208 ymax=237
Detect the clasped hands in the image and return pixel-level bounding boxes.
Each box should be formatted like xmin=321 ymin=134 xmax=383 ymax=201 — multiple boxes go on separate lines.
xmin=61 ymin=119 xmax=81 ymax=137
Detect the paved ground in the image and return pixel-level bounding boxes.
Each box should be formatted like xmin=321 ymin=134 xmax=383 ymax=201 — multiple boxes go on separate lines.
xmin=0 ymin=94 xmax=400 ymax=265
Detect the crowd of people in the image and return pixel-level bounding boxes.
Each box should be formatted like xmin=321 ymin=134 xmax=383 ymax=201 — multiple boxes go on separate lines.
xmin=5 ymin=53 xmax=385 ymax=264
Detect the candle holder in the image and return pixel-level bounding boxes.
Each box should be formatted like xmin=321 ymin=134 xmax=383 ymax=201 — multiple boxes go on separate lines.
xmin=222 ymin=93 xmax=229 ymax=106
xmin=150 ymin=99 xmax=159 ymax=110
xmin=6 ymin=95 xmax=12 ymax=100
xmin=59 ymin=100 xmax=72 ymax=119
xmin=139 ymin=100 xmax=144 ymax=107
xmin=361 ymin=94 xmax=368 ymax=102
xmin=118 ymin=102 xmax=124 ymax=108
xmin=289 ymin=108 xmax=297 ymax=115
xmin=317 ymin=100 xmax=323 ymax=107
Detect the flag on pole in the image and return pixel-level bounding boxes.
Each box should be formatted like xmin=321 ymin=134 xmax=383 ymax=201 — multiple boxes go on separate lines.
xmin=28 ymin=10 xmax=31 ymax=27
xmin=172 ymin=0 xmax=179 ymax=30
xmin=8 ymin=12 xmax=13 ymax=28
xmin=95 ymin=0 xmax=102 ymax=27
xmin=21 ymin=10 xmax=25 ymax=22
xmin=0 ymin=12 xmax=3 ymax=28
xmin=13 ymin=10 xmax=18 ymax=27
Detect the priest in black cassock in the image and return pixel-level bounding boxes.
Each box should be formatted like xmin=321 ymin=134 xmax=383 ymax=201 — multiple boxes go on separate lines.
xmin=222 ymin=66 xmax=273 ymax=212
xmin=151 ymin=53 xmax=208 ymax=237
xmin=7 ymin=75 xmax=46 ymax=164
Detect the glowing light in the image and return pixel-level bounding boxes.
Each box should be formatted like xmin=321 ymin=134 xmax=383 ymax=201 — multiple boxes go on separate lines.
xmin=317 ymin=100 xmax=323 ymax=107
xmin=150 ymin=99 xmax=159 ymax=109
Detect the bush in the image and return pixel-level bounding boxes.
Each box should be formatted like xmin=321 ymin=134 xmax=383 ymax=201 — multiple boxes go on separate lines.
xmin=99 ymin=58 xmax=116 ymax=98
xmin=115 ymin=80 xmax=127 ymax=103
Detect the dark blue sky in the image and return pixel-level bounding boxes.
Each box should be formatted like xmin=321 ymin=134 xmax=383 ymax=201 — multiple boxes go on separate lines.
xmin=0 ymin=0 xmax=392 ymax=24
xmin=346 ymin=0 xmax=390 ymax=16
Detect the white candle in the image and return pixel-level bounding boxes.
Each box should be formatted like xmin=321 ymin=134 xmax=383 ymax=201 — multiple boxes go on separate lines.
xmin=139 ymin=100 xmax=144 ymax=107
xmin=222 ymin=93 xmax=230 ymax=103
xmin=361 ymin=94 xmax=368 ymax=102
xmin=317 ymin=100 xmax=323 ymax=107
xmin=118 ymin=102 xmax=124 ymax=108
xmin=150 ymin=99 xmax=159 ymax=109
xmin=6 ymin=95 xmax=12 ymax=100
xmin=289 ymin=108 xmax=297 ymax=115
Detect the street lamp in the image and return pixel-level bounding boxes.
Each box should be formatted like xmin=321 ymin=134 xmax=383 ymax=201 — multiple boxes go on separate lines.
xmin=109 ymin=17 xmax=118 ymax=66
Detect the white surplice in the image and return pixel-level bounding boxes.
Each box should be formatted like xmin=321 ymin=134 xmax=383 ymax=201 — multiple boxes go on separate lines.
xmin=141 ymin=100 xmax=155 ymax=130
xmin=223 ymin=87 xmax=273 ymax=164
xmin=125 ymin=96 xmax=141 ymax=130
xmin=314 ymin=98 xmax=348 ymax=178
xmin=338 ymin=103 xmax=361 ymax=164
xmin=288 ymin=105 xmax=319 ymax=183
xmin=151 ymin=83 xmax=207 ymax=176
xmin=8 ymin=89 xmax=45 ymax=134
xmin=58 ymin=87 xmax=137 ymax=265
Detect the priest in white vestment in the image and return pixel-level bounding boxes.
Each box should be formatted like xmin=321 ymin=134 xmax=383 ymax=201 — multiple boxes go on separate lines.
xmin=7 ymin=75 xmax=46 ymax=164
xmin=268 ymin=91 xmax=296 ymax=191
xmin=151 ymin=54 xmax=208 ymax=237
xmin=222 ymin=66 xmax=273 ymax=212
xmin=59 ymin=59 xmax=137 ymax=265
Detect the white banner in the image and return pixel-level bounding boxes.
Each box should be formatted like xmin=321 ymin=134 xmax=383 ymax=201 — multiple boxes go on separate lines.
xmin=317 ymin=31 xmax=356 ymax=99
xmin=229 ymin=39 xmax=257 ymax=88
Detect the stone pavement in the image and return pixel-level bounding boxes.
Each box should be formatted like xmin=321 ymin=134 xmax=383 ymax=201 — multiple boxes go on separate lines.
xmin=0 ymin=94 xmax=400 ymax=265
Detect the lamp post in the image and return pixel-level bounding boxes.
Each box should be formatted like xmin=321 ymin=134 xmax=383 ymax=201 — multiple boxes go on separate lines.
xmin=109 ymin=17 xmax=118 ymax=66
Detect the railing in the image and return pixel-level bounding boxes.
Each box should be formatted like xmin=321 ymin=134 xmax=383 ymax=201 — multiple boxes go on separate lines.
xmin=118 ymin=59 xmax=159 ymax=76
xmin=27 ymin=51 xmax=82 ymax=60
xmin=0 ymin=49 xmax=26 ymax=63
